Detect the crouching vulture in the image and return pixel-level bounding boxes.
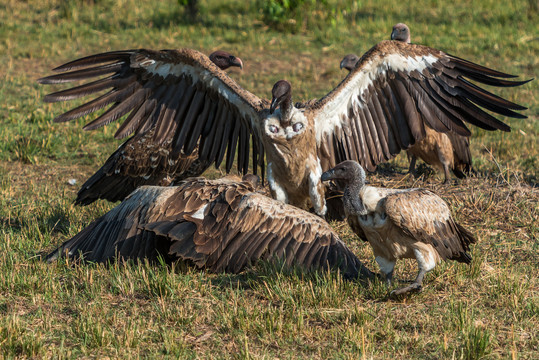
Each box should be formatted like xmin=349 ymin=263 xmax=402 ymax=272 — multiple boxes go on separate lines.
xmin=39 ymin=40 xmax=529 ymax=216
xmin=46 ymin=176 xmax=374 ymax=280
xmin=322 ymin=160 xmax=476 ymax=295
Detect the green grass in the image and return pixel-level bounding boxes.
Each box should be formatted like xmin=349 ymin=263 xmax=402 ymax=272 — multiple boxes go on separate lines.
xmin=0 ymin=0 xmax=537 ymax=358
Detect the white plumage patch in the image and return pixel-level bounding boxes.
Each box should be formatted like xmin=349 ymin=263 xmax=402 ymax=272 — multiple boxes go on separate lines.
xmin=375 ymin=256 xmax=396 ymax=275
xmin=191 ymin=204 xmax=208 ymax=220
xmin=307 ymin=157 xmax=326 ymax=215
xmin=413 ymin=248 xmax=436 ymax=272
xmin=267 ymin=163 xmax=288 ymax=204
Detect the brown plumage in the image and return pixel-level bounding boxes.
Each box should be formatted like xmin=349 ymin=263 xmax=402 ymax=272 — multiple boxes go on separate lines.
xmin=46 ymin=176 xmax=374 ymax=280
xmin=322 ymin=161 xmax=477 ymax=295
xmin=39 ymin=41 xmax=529 ymax=215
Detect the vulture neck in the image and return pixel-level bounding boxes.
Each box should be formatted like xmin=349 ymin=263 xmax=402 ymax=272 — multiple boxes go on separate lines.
xmin=279 ymin=97 xmax=294 ymax=126
xmin=343 ymin=176 xmax=368 ymax=216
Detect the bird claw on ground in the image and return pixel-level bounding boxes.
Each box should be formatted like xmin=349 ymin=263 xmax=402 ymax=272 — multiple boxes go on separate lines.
xmin=389 ymin=283 xmax=422 ymax=298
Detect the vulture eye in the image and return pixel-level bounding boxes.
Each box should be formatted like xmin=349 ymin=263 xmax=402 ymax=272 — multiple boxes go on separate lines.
xmin=292 ymin=122 xmax=303 ymax=132
xmin=269 ymin=125 xmax=279 ymax=134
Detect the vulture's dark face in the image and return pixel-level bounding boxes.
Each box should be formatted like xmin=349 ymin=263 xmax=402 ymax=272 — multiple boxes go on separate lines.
xmin=209 ymin=51 xmax=243 ymax=70
xmin=321 ymin=160 xmax=365 ymax=184
xmin=340 ymin=54 xmax=360 ymax=72
xmin=391 ymin=23 xmax=411 ymax=43
xmin=270 ymin=80 xmax=292 ymax=114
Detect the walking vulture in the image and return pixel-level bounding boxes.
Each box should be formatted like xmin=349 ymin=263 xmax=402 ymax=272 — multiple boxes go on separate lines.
xmin=340 ymin=24 xmax=481 ymax=182
xmin=46 ymin=176 xmax=374 ymax=280
xmin=39 ymin=41 xmax=528 ymax=215
xmin=39 ymin=50 xmax=243 ymax=205
xmin=321 ymin=160 xmax=476 ymax=295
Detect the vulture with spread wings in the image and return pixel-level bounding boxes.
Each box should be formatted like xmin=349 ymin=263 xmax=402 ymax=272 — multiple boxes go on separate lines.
xmin=39 ymin=40 xmax=529 ymax=215
xmin=46 ymin=176 xmax=373 ymax=280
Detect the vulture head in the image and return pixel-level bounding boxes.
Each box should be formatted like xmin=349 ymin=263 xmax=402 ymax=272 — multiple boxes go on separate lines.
xmin=391 ymin=23 xmax=411 ymax=44
xmin=209 ymin=50 xmax=244 ymax=70
xmin=270 ymin=80 xmax=292 ymax=114
xmin=340 ymin=54 xmax=360 ymax=71
xmin=321 ymin=160 xmax=366 ymax=187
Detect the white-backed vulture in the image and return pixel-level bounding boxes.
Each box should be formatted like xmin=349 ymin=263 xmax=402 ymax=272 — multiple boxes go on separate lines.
xmin=46 ymin=176 xmax=374 ymax=280
xmin=321 ymin=160 xmax=476 ymax=295
xmin=39 ymin=41 xmax=529 ymax=215
xmin=42 ymin=50 xmax=243 ymax=205
xmin=341 ymin=24 xmax=476 ymax=182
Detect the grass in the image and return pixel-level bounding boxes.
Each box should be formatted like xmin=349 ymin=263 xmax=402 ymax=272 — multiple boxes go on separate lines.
xmin=0 ymin=0 xmax=537 ymax=358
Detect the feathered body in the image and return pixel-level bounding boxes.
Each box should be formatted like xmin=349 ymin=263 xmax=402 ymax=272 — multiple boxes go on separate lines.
xmin=406 ymin=126 xmax=473 ymax=180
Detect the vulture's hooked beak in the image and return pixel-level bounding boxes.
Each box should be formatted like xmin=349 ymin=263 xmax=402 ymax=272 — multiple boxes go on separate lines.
xmin=231 ymin=56 xmax=244 ymax=70
xmin=269 ymin=97 xmax=279 ymax=115
xmin=321 ymin=169 xmax=335 ymax=182
xmin=339 ymin=59 xmax=347 ymax=70
xmin=390 ymin=30 xmax=397 ymax=41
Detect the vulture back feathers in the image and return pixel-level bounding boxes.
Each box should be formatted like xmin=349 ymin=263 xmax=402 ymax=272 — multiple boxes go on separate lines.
xmin=46 ymin=177 xmax=373 ymax=280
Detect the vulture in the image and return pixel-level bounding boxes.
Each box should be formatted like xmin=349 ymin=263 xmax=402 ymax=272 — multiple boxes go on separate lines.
xmin=40 ymin=50 xmax=243 ymax=205
xmin=321 ymin=160 xmax=477 ymax=295
xmin=39 ymin=41 xmax=529 ymax=216
xmin=339 ymin=24 xmax=480 ymax=182
xmin=46 ymin=176 xmax=374 ymax=280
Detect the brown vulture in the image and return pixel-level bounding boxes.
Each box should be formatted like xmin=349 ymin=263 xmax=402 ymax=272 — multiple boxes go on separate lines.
xmin=321 ymin=160 xmax=476 ymax=295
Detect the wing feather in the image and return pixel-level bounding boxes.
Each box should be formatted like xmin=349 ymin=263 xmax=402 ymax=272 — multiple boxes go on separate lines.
xmin=39 ymin=48 xmax=267 ymax=179
xmin=383 ymin=189 xmax=477 ymax=263
xmin=46 ymin=178 xmax=374 ymax=279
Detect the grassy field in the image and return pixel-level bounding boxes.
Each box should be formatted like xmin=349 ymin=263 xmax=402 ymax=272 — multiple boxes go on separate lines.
xmin=0 ymin=0 xmax=538 ymax=358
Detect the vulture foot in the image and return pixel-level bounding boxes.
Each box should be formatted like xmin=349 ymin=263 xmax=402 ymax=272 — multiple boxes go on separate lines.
xmin=389 ymin=282 xmax=423 ymax=297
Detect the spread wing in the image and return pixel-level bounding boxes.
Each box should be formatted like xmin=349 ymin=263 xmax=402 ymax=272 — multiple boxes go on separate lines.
xmin=383 ymin=189 xmax=477 ymax=263
xmin=311 ymin=40 xmax=529 ymax=172
xmin=38 ymin=49 xmax=269 ymax=175
xmin=46 ymin=178 xmax=373 ymax=279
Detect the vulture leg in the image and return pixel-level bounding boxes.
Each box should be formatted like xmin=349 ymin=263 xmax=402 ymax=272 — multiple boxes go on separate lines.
xmin=407 ymin=154 xmax=417 ymax=176
xmin=442 ymin=165 xmax=451 ymax=184
xmin=390 ymin=248 xmax=434 ymax=296
xmin=390 ymin=268 xmax=425 ymax=296
xmin=308 ymin=171 xmax=327 ymax=216
xmin=375 ymin=256 xmax=396 ymax=285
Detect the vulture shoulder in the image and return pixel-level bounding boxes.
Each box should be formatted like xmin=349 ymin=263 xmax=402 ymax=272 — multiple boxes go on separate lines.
xmin=382 ymin=188 xmax=476 ymax=262
xmin=39 ymin=48 xmax=269 ymax=175
xmin=309 ymin=40 xmax=529 ymax=172
xmin=47 ymin=178 xmax=372 ymax=279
